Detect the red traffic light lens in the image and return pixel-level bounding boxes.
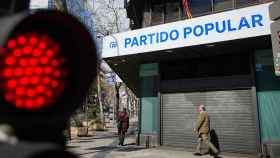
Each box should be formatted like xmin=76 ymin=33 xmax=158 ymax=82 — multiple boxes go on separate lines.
xmin=0 ymin=33 xmax=69 ymax=110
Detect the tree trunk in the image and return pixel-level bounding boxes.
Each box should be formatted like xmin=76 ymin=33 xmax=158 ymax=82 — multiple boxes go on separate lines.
xmin=125 ymin=87 xmax=130 ymax=116
xmin=97 ymin=74 xmax=104 ymax=128
xmin=115 ymin=82 xmax=121 ymax=120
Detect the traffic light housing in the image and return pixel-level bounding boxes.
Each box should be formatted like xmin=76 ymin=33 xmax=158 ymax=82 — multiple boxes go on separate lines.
xmin=0 ymin=10 xmax=98 ymax=143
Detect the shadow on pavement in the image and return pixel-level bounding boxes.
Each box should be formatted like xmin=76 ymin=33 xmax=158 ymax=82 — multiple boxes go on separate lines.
xmin=92 ymin=136 xmax=118 ymax=139
xmin=78 ymin=151 xmax=97 ymax=156
xmin=72 ymin=135 xmax=117 ymax=142
xmin=126 ymin=143 xmax=136 ymax=146
xmin=67 ymin=145 xmax=80 ymax=149
xmin=86 ymin=145 xmax=146 ymax=153
xmin=86 ymin=146 xmax=117 ymax=152
xmin=76 ymin=140 xmax=96 ymax=143
xmin=117 ymin=146 xmax=146 ymax=152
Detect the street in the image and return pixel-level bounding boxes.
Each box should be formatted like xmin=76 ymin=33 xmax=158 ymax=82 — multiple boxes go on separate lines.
xmin=67 ymin=128 xmax=255 ymax=158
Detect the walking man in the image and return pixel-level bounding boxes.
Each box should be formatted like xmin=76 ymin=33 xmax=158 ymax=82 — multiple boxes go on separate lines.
xmin=117 ymin=108 xmax=129 ymax=146
xmin=194 ymin=105 xmax=219 ymax=158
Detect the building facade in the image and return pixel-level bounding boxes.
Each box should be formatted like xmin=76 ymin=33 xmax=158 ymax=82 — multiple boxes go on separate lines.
xmin=102 ymin=0 xmax=280 ymax=156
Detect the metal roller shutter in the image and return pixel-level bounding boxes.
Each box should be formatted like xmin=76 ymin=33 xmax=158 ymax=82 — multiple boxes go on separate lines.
xmin=161 ymin=89 xmax=257 ymax=154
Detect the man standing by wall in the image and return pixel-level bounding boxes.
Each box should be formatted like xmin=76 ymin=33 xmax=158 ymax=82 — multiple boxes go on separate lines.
xmin=194 ymin=105 xmax=219 ymax=158
xmin=117 ymin=108 xmax=129 ymax=146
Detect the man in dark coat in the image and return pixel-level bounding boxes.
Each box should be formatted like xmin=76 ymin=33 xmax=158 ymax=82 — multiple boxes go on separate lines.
xmin=117 ymin=108 xmax=129 ymax=146
xmin=194 ymin=105 xmax=219 ymax=158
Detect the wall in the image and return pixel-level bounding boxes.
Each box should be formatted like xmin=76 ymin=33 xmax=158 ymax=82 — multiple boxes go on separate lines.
xmin=255 ymin=49 xmax=280 ymax=143
xmin=139 ymin=63 xmax=159 ymax=146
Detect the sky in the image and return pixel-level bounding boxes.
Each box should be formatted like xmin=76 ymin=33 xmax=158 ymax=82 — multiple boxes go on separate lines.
xmin=29 ymin=0 xmax=126 ymax=83
xmin=30 ymin=0 xmax=48 ymax=9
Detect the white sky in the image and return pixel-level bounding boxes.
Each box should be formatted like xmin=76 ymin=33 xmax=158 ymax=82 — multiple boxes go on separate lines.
xmin=30 ymin=0 xmax=49 ymax=9
xmin=29 ymin=0 xmax=126 ymax=83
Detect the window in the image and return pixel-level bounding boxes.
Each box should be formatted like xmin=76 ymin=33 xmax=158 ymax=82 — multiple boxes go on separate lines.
xmin=213 ymin=0 xmax=233 ymax=12
xmin=189 ymin=0 xmax=212 ymax=17
xmin=165 ymin=2 xmax=180 ymax=23
xmin=151 ymin=4 xmax=164 ymax=26
xmin=236 ymin=0 xmax=258 ymax=8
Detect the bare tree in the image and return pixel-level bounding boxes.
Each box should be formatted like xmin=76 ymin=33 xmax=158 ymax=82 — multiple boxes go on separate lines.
xmin=52 ymin=0 xmax=134 ymax=129
xmin=93 ymin=0 xmax=129 ymax=35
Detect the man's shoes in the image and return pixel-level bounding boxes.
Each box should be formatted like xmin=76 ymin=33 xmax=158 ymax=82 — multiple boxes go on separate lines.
xmin=202 ymin=151 xmax=209 ymax=155
xmin=193 ymin=153 xmax=202 ymax=156
xmin=213 ymin=153 xmax=221 ymax=158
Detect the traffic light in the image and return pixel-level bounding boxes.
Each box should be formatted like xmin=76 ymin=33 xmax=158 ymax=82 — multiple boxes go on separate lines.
xmin=0 ymin=8 xmax=97 ymax=147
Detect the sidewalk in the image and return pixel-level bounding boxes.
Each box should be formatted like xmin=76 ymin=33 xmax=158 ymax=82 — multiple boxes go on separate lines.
xmin=67 ymin=131 xmax=255 ymax=158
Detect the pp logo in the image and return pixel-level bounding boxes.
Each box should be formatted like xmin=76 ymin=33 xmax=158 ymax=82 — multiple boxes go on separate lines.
xmin=109 ymin=42 xmax=117 ymax=48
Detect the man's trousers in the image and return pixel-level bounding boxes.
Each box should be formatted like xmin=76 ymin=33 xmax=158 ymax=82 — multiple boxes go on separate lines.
xmin=195 ymin=133 xmax=218 ymax=154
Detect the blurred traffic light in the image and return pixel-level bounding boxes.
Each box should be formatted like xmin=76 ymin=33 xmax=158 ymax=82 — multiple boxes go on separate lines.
xmin=1 ymin=33 xmax=68 ymax=110
xmin=0 ymin=8 xmax=97 ymax=147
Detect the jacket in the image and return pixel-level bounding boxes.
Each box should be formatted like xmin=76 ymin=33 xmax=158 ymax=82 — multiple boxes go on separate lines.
xmin=196 ymin=111 xmax=210 ymax=135
xmin=117 ymin=111 xmax=129 ymax=132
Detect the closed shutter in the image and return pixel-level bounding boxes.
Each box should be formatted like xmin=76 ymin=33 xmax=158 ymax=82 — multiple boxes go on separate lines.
xmin=161 ymin=89 xmax=257 ymax=154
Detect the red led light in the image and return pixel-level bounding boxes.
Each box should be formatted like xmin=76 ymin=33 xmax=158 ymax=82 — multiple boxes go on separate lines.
xmin=29 ymin=58 xmax=38 ymax=66
xmin=36 ymin=97 xmax=45 ymax=106
xmin=30 ymin=36 xmax=38 ymax=45
xmin=16 ymin=87 xmax=25 ymax=95
xmin=30 ymin=76 xmax=40 ymax=84
xmin=35 ymin=67 xmax=43 ymax=75
xmin=1 ymin=33 xmax=69 ymax=110
xmin=36 ymin=85 xmax=45 ymax=93
xmin=5 ymin=57 xmax=16 ymax=65
xmin=51 ymin=59 xmax=59 ymax=66
xmin=54 ymin=70 xmax=61 ymax=77
xmin=39 ymin=42 xmax=47 ymax=49
xmin=46 ymin=90 xmax=53 ymax=97
xmin=18 ymin=36 xmax=27 ymax=45
xmin=5 ymin=93 xmax=14 ymax=102
xmin=26 ymin=99 xmax=34 ymax=108
xmin=13 ymin=49 xmax=22 ymax=57
xmin=43 ymin=77 xmax=51 ymax=84
xmin=46 ymin=50 xmax=54 ymax=57
xmin=40 ymin=57 xmax=49 ymax=64
xmin=15 ymin=68 xmax=24 ymax=76
xmin=27 ymin=89 xmax=36 ymax=97
xmin=32 ymin=49 xmax=42 ymax=57
xmin=25 ymin=67 xmax=34 ymax=76
xmin=23 ymin=46 xmax=32 ymax=54
xmin=44 ymin=66 xmax=53 ymax=74
xmin=7 ymin=40 xmax=16 ymax=48
xmin=7 ymin=80 xmax=17 ymax=89
xmin=3 ymin=68 xmax=13 ymax=77
xmin=20 ymin=77 xmax=29 ymax=85
xmin=19 ymin=59 xmax=28 ymax=66
xmin=15 ymin=99 xmax=23 ymax=108
xmin=51 ymin=80 xmax=59 ymax=88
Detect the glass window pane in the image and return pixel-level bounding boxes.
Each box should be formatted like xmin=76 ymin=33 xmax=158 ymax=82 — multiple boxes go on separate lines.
xmin=236 ymin=0 xmax=258 ymax=8
xmin=214 ymin=0 xmax=233 ymax=12
xmin=189 ymin=0 xmax=212 ymax=17
xmin=165 ymin=2 xmax=180 ymax=23
xmin=151 ymin=4 xmax=164 ymax=26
